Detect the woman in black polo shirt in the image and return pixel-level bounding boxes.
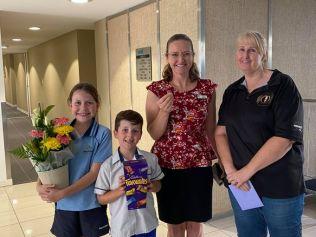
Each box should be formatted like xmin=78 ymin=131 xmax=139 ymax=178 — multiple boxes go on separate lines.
xmin=215 ymin=31 xmax=305 ymax=237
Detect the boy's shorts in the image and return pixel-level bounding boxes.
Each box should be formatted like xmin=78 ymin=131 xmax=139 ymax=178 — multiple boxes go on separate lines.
xmin=51 ymin=205 xmax=109 ymax=237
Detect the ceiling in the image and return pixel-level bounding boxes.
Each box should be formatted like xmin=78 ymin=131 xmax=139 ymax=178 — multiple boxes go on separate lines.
xmin=0 ymin=0 xmax=148 ymax=54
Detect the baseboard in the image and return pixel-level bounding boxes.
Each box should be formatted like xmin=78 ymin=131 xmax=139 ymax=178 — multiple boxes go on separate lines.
xmin=5 ymin=102 xmax=17 ymax=108
xmin=0 ymin=178 xmax=13 ymax=187
xmin=17 ymin=107 xmax=28 ymax=115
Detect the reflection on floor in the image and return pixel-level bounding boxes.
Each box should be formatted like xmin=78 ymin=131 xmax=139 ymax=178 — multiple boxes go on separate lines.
xmin=0 ymin=182 xmax=316 ymax=237
xmin=2 ymin=104 xmax=316 ymax=236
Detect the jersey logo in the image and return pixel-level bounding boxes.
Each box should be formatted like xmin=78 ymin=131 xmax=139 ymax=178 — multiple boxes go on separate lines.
xmin=256 ymin=92 xmax=273 ymax=106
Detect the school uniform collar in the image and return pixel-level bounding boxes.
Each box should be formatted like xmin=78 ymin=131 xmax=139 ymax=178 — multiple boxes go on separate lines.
xmin=112 ymin=148 xmax=144 ymax=165
xmin=70 ymin=118 xmax=99 ymax=138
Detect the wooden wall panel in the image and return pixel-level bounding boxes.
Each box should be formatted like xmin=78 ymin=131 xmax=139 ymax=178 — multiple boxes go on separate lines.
xmin=160 ymin=0 xmax=199 ymax=72
xmin=272 ymin=0 xmax=316 ymax=99
xmin=107 ymin=14 xmax=131 ymax=148
xmin=130 ymin=3 xmax=158 ymax=151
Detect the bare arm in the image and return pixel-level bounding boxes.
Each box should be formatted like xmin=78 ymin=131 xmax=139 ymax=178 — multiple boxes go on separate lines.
xmin=215 ymin=125 xmax=249 ymax=191
xmin=45 ymin=163 xmax=102 ymax=202
xmin=97 ymin=176 xmax=125 ymax=205
xmin=214 ymin=125 xmax=236 ymax=175
xmin=229 ymin=136 xmax=294 ymax=188
xmin=146 ymin=91 xmax=173 ymax=140
xmin=205 ymin=91 xmax=217 ymax=152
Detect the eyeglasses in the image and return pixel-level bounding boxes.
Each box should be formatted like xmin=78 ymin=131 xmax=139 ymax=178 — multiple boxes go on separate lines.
xmin=166 ymin=51 xmax=194 ymax=60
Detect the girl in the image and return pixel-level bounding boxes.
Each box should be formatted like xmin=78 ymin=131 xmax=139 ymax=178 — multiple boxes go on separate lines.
xmin=37 ymin=82 xmax=112 ymax=237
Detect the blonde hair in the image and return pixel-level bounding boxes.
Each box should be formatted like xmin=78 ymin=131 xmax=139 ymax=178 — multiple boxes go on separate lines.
xmin=237 ymin=31 xmax=268 ymax=69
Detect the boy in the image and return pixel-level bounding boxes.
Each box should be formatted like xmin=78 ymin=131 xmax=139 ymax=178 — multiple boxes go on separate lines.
xmin=95 ymin=110 xmax=164 ymax=237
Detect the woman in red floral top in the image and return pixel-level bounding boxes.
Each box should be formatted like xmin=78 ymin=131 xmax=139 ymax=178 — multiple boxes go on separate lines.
xmin=146 ymin=34 xmax=217 ymax=237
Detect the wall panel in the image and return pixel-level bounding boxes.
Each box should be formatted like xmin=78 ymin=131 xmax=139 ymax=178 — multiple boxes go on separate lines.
xmin=205 ymin=0 xmax=268 ymax=215
xmin=129 ymin=3 xmax=158 ymax=151
xmin=13 ymin=54 xmax=27 ymax=113
xmin=272 ymin=0 xmax=316 ymax=99
xmin=28 ymin=31 xmax=79 ymax=118
xmin=95 ymin=19 xmax=111 ymax=127
xmin=160 ymin=0 xmax=199 ymax=71
xmin=107 ymin=14 xmax=131 ymax=148
xmin=272 ymin=0 xmax=316 ymax=179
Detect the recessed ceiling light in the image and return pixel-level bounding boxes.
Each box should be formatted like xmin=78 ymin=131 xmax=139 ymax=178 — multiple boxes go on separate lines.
xmin=12 ymin=38 xmax=22 ymax=42
xmin=2 ymin=45 xmax=7 ymax=49
xmin=29 ymin=26 xmax=41 ymax=31
xmin=69 ymin=0 xmax=92 ymax=4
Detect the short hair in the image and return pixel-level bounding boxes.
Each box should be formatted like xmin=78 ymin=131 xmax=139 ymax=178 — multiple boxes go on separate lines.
xmin=162 ymin=33 xmax=200 ymax=82
xmin=67 ymin=82 xmax=100 ymax=105
xmin=236 ymin=31 xmax=268 ymax=69
xmin=114 ymin=110 xmax=143 ymax=131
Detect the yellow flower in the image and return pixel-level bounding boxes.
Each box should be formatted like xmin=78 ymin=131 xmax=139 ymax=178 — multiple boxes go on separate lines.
xmin=54 ymin=125 xmax=74 ymax=136
xmin=43 ymin=137 xmax=61 ymax=150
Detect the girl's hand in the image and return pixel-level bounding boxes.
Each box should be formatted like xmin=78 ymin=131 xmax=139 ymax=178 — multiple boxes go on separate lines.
xmin=36 ymin=183 xmax=55 ymax=201
xmin=46 ymin=188 xmax=64 ymax=203
xmin=157 ymin=93 xmax=173 ymax=113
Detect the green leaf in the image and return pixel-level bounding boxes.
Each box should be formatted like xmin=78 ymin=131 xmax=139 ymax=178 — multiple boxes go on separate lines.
xmin=44 ymin=105 xmax=55 ymax=116
xmin=9 ymin=146 xmax=28 ymax=159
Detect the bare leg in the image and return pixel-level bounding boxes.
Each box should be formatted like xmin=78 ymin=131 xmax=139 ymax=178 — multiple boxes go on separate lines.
xmin=186 ymin=221 xmax=204 ymax=237
xmin=167 ymin=223 xmax=186 ymax=237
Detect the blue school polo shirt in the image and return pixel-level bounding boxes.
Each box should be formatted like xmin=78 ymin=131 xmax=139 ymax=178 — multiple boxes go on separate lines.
xmin=57 ymin=118 xmax=112 ymax=211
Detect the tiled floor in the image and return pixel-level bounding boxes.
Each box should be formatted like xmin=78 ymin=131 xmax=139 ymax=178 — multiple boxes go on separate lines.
xmin=0 ymin=182 xmax=316 ymax=236
xmin=2 ymin=103 xmax=316 ymax=236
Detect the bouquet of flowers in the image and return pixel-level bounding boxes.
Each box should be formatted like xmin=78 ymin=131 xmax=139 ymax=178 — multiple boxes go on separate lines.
xmin=10 ymin=104 xmax=74 ymax=188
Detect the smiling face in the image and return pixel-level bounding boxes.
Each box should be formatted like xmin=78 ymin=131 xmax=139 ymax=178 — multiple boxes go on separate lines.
xmin=69 ymin=89 xmax=98 ymax=125
xmin=114 ymin=120 xmax=142 ymax=155
xmin=166 ymin=39 xmax=194 ymax=78
xmin=235 ymin=32 xmax=268 ymax=75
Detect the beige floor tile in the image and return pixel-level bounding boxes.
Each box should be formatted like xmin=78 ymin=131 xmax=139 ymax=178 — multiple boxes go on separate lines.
xmin=15 ymin=203 xmax=54 ymax=222
xmin=11 ymin=194 xmax=47 ymax=210
xmin=0 ymin=223 xmax=24 ymax=237
xmin=303 ymin=226 xmax=316 ymax=237
xmin=36 ymin=235 xmax=55 ymax=237
xmin=5 ymin=182 xmax=38 ymax=199
xmin=203 ymin=223 xmax=219 ymax=233
xmin=20 ymin=216 xmax=54 ymax=237
xmin=157 ymin=224 xmax=168 ymax=236
xmin=205 ymin=230 xmax=229 ymax=237
xmin=0 ymin=211 xmax=19 ymax=227
xmin=208 ymin=215 xmax=235 ymax=229
xmin=0 ymin=198 xmax=14 ymax=213
xmin=221 ymin=225 xmax=238 ymax=237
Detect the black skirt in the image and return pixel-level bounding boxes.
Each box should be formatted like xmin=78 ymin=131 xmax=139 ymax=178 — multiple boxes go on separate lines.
xmin=157 ymin=166 xmax=213 ymax=224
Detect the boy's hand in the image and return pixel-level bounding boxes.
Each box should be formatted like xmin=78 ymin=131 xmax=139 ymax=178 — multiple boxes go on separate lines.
xmin=147 ymin=180 xmax=161 ymax=193
xmin=115 ymin=176 xmax=126 ymax=196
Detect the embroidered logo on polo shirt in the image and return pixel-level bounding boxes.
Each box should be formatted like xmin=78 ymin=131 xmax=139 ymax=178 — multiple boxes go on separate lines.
xmin=256 ymin=92 xmax=273 ymax=106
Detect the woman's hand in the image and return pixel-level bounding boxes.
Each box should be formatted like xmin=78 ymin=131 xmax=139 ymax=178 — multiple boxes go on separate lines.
xmin=157 ymin=92 xmax=174 ymax=114
xmin=227 ymin=168 xmax=251 ymax=191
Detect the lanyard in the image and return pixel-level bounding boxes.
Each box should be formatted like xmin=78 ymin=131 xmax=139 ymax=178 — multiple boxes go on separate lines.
xmin=118 ymin=148 xmax=143 ymax=163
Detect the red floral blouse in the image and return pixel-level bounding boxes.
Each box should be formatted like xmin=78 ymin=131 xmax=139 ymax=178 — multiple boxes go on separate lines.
xmin=147 ymin=79 xmax=217 ymax=169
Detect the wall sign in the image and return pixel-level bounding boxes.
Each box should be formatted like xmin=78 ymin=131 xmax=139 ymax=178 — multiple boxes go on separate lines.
xmin=136 ymin=47 xmax=152 ymax=81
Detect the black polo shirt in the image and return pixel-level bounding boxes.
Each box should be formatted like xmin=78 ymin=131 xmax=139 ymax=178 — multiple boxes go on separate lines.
xmin=218 ymin=69 xmax=305 ymax=198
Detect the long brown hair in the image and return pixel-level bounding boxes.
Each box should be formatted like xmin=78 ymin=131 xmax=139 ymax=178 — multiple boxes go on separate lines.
xmin=162 ymin=34 xmax=200 ymax=82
